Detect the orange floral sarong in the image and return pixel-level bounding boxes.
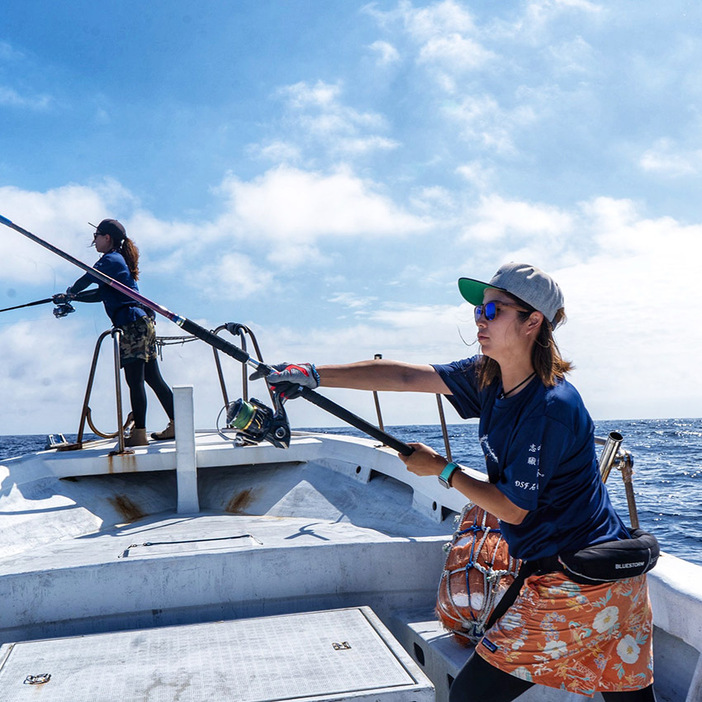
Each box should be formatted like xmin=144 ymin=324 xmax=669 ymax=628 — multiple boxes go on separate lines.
xmin=476 ymin=571 xmax=654 ymax=697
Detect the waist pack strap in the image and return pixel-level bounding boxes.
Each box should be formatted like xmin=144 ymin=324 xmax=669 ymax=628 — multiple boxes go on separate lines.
xmin=484 ymin=560 xmax=539 ymax=631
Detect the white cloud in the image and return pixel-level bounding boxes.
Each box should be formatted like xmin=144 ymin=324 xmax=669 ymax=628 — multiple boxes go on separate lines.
xmin=273 ymin=80 xmax=399 ymax=158
xmin=639 ymin=138 xmax=702 ymax=177
xmin=0 ymin=85 xmax=52 ymax=110
xmin=409 ymin=185 xmax=457 ymax=215
xmin=193 ymin=252 xmax=274 ymax=301
xmin=460 ymin=194 xmax=573 ymax=246
xmin=368 ymin=40 xmax=400 ymax=65
xmin=249 ymin=140 xmax=302 ymax=164
xmin=0 ymin=41 xmax=24 ymax=61
xmin=456 ymin=161 xmax=495 ymax=191
xmin=0 ymin=170 xmax=431 ymax=309
xmin=280 ymin=81 xmax=343 ymax=111
xmin=502 ymin=0 xmax=604 ymax=40
xmin=336 ymin=135 xmax=399 ymax=156
xmin=328 ymin=292 xmax=378 ymax=311
xmin=417 ymin=33 xmax=494 ymax=72
xmin=0 ymin=182 xmax=137 ymax=284
xmin=0 ymin=42 xmax=53 ymax=110
xmin=367 ymin=1 xmax=492 ymax=92
xmin=443 ymin=95 xmax=537 ymax=153
xmin=545 ymin=35 xmax=594 ymax=74
xmin=369 ymin=302 xmax=466 ymax=334
xmin=0 ymin=318 xmax=115 ymax=434
xmin=218 ymin=165 xmax=430 ymax=264
xmin=544 ymin=197 xmax=702 ymax=418
xmin=400 ymin=0 xmax=478 ymax=40
xmin=538 ymin=0 xmax=602 ymax=14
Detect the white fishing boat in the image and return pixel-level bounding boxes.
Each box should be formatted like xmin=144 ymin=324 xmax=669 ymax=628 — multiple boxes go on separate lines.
xmin=1 ymin=345 xmax=701 ymax=702
xmin=0 ymin=214 xmax=699 ymax=701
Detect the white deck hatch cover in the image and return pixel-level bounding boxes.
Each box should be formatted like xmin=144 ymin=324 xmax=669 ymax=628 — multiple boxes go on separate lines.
xmin=0 ymin=606 xmax=433 ymax=701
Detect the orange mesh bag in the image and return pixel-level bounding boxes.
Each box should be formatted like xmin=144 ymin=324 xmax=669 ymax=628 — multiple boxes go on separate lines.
xmin=436 ymin=503 xmax=521 ymax=645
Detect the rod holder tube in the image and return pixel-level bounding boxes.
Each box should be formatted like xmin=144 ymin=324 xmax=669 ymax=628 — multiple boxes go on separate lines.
xmin=599 ymin=431 xmax=623 ymax=483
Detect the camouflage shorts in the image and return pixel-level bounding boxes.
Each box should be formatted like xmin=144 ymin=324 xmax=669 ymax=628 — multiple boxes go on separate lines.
xmin=119 ymin=316 xmax=157 ymax=366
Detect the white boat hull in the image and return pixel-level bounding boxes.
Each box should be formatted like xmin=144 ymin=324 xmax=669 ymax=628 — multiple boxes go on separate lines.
xmin=1 ymin=430 xmax=700 ymax=701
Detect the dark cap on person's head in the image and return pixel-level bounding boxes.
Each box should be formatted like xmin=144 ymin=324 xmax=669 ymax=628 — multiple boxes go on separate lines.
xmin=458 ymin=262 xmax=564 ymax=327
xmin=95 ymin=219 xmax=126 ymax=244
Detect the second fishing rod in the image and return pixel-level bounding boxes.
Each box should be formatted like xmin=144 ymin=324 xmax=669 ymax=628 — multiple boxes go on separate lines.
xmin=0 ymin=214 xmax=413 ymax=456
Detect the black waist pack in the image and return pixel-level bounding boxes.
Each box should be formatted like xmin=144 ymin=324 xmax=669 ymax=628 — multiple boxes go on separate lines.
xmin=486 ymin=529 xmax=660 ymax=630
xmin=554 ymin=529 xmax=660 ymax=585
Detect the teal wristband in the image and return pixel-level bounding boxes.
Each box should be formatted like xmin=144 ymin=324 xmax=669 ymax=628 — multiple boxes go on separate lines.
xmin=438 ymin=461 xmax=459 ymax=489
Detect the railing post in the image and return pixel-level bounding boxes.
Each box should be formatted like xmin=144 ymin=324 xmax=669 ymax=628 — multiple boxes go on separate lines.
xmin=111 ymin=329 xmax=126 ymax=454
xmin=373 ymin=354 xmax=385 ymax=431
xmin=174 ymin=385 xmax=199 ymax=514
xmin=436 ymin=394 xmax=452 ymax=462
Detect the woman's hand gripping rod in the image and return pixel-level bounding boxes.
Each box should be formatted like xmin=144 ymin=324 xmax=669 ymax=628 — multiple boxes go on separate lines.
xmin=228 ymin=357 xmax=415 ymax=455
xmin=0 ymin=214 xmax=414 ymax=456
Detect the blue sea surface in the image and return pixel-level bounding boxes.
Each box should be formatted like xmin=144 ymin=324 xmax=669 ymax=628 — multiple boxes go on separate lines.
xmin=307 ymin=417 xmax=702 ymax=567
xmin=2 ymin=417 xmax=701 ymax=566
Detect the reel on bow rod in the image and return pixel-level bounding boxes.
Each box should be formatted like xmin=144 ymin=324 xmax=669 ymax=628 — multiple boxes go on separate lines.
xmin=53 ymin=301 xmax=75 ymax=318
xmin=225 ymin=395 xmax=291 ymax=449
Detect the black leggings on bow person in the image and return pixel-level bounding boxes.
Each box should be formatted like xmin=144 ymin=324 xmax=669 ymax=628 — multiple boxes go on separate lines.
xmin=123 ymin=358 xmax=174 ymax=429
xmin=449 ymin=652 xmax=657 ymax=702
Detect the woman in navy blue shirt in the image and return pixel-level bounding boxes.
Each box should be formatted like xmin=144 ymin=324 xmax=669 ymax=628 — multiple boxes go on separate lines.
xmin=260 ymin=263 xmax=655 ymax=701
xmin=67 ymin=219 xmax=174 ymax=447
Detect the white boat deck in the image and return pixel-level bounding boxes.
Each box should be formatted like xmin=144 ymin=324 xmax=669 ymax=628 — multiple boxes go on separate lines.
xmin=0 ymin=431 xmax=457 ymax=644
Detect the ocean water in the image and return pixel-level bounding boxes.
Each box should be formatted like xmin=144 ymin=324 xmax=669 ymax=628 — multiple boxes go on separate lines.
xmin=2 ymin=417 xmax=701 ymax=566
xmin=308 ymin=417 xmax=702 ymax=567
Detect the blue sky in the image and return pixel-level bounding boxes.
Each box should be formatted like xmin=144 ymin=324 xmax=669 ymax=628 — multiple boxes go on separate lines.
xmin=1 ymin=0 xmax=701 ymax=435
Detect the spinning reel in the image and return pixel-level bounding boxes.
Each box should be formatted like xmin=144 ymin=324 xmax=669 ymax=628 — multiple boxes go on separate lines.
xmin=225 ymin=393 xmax=291 ymax=449
xmin=52 ymin=292 xmax=76 ymax=319
xmin=53 ymin=301 xmax=75 ymax=318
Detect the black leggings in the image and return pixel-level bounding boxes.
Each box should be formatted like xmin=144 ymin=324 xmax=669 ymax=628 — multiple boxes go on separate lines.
xmin=449 ymin=652 xmax=657 ymax=702
xmin=123 ymin=358 xmax=174 ymax=429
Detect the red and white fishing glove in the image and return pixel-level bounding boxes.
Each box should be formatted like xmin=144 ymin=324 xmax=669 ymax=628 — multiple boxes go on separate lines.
xmin=250 ymin=362 xmax=320 ymax=399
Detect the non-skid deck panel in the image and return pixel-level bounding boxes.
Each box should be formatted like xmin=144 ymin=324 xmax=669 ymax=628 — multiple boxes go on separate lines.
xmin=0 ymin=606 xmax=433 ymax=702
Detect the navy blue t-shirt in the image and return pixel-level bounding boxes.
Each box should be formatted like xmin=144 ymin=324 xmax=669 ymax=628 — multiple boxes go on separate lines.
xmin=70 ymin=251 xmax=146 ymax=328
xmin=432 ymin=356 xmax=629 ymax=560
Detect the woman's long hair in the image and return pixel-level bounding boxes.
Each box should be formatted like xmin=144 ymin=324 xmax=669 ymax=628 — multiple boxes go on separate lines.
xmin=477 ymin=294 xmax=572 ymax=390
xmin=119 ymin=238 xmax=140 ymax=281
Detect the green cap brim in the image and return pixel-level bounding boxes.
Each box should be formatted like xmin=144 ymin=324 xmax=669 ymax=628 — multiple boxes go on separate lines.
xmin=458 ymin=277 xmax=501 ymax=306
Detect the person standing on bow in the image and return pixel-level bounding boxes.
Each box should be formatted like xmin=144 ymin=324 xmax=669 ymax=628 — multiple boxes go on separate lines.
xmin=62 ymin=219 xmax=175 ymax=447
xmin=254 ymin=262 xmax=655 ymax=702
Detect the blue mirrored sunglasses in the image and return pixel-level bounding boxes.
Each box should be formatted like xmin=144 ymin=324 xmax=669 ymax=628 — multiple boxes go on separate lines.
xmin=474 ymin=300 xmax=526 ymax=322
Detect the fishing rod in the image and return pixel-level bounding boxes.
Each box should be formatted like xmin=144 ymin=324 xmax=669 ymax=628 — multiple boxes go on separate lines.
xmin=0 ymin=297 xmax=54 ymax=314
xmin=0 ymin=290 xmax=96 ymax=315
xmin=0 ymin=213 xmax=413 ymax=456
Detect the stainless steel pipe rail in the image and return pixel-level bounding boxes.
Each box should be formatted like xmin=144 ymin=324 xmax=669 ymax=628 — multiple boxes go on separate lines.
xmin=58 ymin=328 xmax=130 ymax=453
xmin=56 ymin=334 xmax=640 ymax=527
xmin=209 ymin=323 xmax=274 ymax=408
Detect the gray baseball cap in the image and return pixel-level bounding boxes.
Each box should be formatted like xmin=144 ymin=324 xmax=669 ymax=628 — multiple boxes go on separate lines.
xmin=458 ymin=262 xmax=564 ymax=327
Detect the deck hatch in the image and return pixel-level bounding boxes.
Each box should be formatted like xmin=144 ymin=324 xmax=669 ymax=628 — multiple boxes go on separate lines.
xmin=0 ymin=606 xmax=433 ymax=701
